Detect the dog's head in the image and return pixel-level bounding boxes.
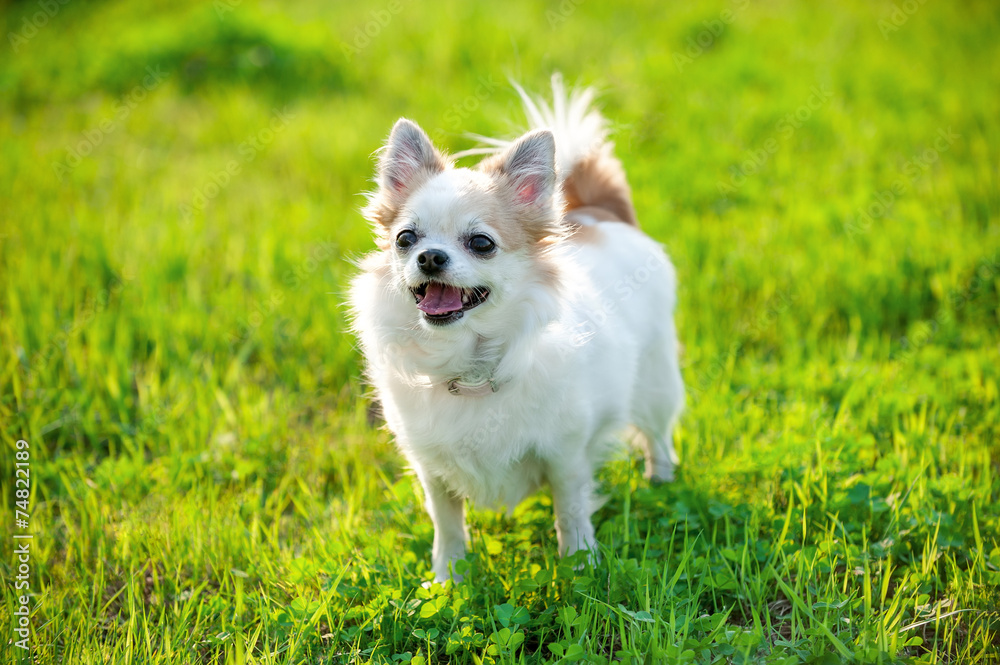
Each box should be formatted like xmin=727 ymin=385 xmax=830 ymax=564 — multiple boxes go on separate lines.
xmin=363 ymin=118 xmax=562 ymax=329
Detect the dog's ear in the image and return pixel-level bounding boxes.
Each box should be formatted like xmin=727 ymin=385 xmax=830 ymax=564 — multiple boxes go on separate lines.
xmin=481 ymin=129 xmax=561 ymax=241
xmin=483 ymin=129 xmax=556 ymax=207
xmin=365 ymin=119 xmax=447 ymax=231
xmin=380 ymin=118 xmax=446 ymax=193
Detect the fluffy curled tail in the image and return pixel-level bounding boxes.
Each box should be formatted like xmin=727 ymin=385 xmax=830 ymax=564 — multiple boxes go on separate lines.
xmin=514 ymin=73 xmax=638 ymax=226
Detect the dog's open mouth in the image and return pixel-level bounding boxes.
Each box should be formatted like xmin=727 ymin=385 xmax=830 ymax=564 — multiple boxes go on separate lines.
xmin=412 ymin=282 xmax=490 ymax=324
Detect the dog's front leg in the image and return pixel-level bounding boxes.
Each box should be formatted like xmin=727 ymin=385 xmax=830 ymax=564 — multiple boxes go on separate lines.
xmin=546 ymin=455 xmax=598 ymax=558
xmin=417 ymin=471 xmax=467 ymax=583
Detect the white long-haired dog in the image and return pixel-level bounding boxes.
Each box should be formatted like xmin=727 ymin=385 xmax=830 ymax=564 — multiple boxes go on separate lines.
xmin=351 ymin=75 xmax=684 ymax=582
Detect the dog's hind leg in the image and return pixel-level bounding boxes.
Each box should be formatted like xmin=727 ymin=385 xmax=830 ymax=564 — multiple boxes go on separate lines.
xmin=634 ymin=335 xmax=685 ymax=483
xmin=641 ymin=431 xmax=680 ymax=483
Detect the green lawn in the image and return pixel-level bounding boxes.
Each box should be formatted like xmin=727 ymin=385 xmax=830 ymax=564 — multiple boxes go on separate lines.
xmin=2 ymin=0 xmax=999 ymax=663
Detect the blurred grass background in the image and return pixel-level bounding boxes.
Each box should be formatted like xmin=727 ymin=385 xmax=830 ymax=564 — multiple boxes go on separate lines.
xmin=1 ymin=0 xmax=999 ymax=663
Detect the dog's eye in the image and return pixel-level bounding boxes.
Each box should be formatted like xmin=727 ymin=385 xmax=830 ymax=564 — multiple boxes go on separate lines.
xmin=468 ymin=235 xmax=495 ymax=254
xmin=395 ymin=230 xmax=417 ymax=250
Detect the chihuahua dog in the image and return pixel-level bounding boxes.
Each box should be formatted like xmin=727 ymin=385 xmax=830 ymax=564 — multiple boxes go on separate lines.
xmin=351 ymin=75 xmax=684 ymax=582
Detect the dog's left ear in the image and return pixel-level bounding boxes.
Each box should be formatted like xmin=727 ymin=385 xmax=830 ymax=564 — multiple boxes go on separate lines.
xmin=483 ymin=129 xmax=557 ymax=207
xmin=481 ymin=129 xmax=560 ymax=241
xmin=365 ymin=118 xmax=447 ymax=230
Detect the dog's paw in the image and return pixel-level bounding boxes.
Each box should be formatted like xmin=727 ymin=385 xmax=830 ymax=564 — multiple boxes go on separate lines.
xmin=426 ymin=565 xmax=465 ymax=587
xmin=577 ymin=549 xmax=601 ymax=571
xmin=562 ymin=544 xmax=601 ymax=572
xmin=423 ymin=572 xmax=463 ymax=589
xmin=646 ymin=463 xmax=675 ymax=484
xmin=648 ymin=468 xmax=674 ymax=484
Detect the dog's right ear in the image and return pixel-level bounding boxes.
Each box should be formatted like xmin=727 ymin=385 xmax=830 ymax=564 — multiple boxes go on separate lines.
xmin=380 ymin=119 xmax=445 ymax=193
xmin=364 ymin=119 xmax=447 ymax=231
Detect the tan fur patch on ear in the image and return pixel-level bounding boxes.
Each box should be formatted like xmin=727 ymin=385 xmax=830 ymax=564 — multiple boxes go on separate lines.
xmin=478 ymin=134 xmax=564 ymax=246
xmin=363 ymin=160 xmax=445 ymax=232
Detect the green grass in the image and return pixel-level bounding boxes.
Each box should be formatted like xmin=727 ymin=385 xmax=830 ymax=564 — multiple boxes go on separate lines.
xmin=2 ymin=0 xmax=999 ymax=662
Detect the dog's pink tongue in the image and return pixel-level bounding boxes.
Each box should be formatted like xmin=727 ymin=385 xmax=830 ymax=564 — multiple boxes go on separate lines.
xmin=418 ymin=283 xmax=464 ymax=315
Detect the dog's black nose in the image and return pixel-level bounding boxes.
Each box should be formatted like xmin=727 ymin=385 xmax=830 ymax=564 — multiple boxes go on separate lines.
xmin=417 ymin=248 xmax=449 ymax=274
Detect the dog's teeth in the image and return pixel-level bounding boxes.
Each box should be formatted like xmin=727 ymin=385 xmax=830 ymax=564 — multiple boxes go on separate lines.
xmin=462 ymin=291 xmax=470 ymax=306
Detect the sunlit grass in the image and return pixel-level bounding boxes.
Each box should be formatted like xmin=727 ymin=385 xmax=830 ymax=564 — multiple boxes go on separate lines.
xmin=1 ymin=0 xmax=999 ymax=662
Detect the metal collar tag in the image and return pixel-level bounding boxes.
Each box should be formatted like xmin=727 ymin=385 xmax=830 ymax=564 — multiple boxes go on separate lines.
xmin=446 ymin=378 xmax=498 ymax=397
